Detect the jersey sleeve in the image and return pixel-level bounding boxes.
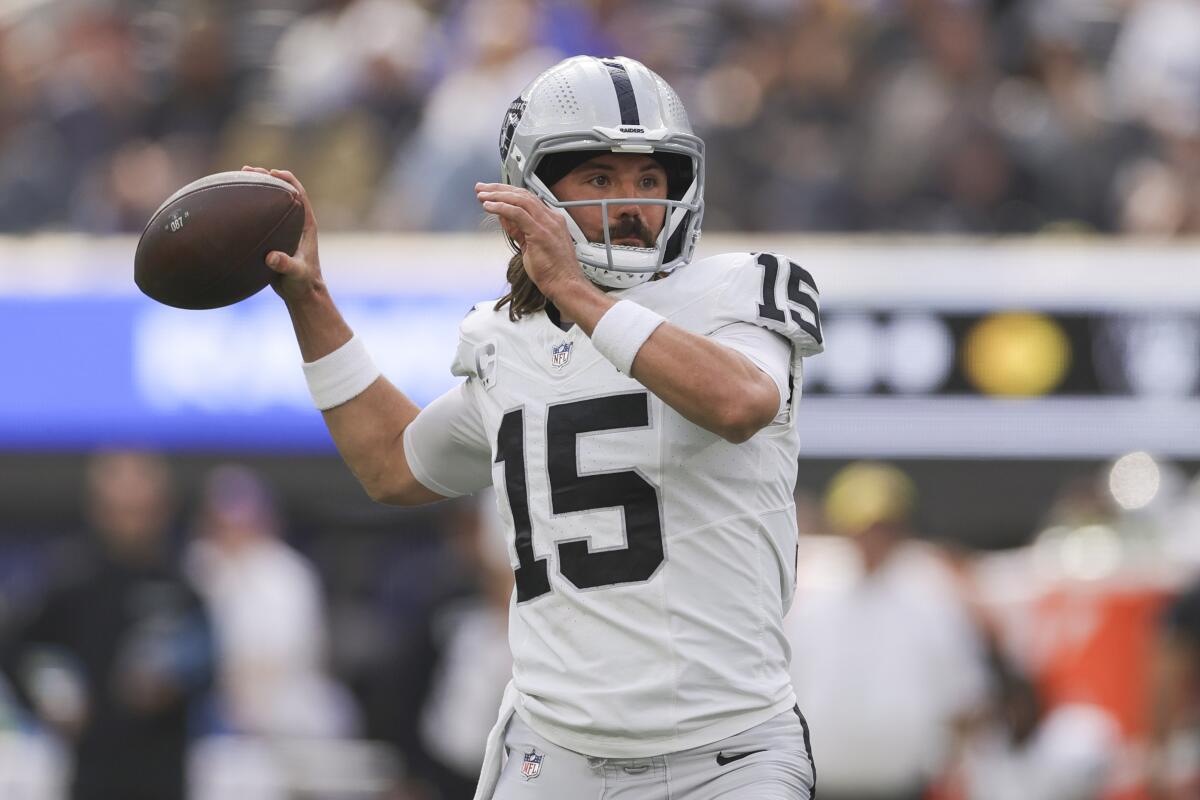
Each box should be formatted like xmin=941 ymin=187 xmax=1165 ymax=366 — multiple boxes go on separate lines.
xmin=709 ymin=323 xmax=793 ymax=415
xmin=403 ymin=379 xmax=493 ymax=498
xmin=714 ymin=252 xmax=824 ymax=357
xmin=403 ymin=303 xmax=499 ymax=497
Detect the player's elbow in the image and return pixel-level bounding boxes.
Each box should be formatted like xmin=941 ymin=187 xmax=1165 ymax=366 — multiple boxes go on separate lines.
xmin=714 ymin=382 xmax=778 ymax=444
xmin=717 ymin=418 xmax=764 ymax=445
xmin=355 ymin=428 xmax=443 ymax=506
xmin=714 ymin=401 xmax=773 ymax=444
xmin=361 ymin=470 xmax=431 ymax=506
xmin=362 ymin=474 xmax=402 ymax=504
xmin=364 ymin=481 xmax=424 ymax=506
xmin=718 ymin=425 xmax=756 ymax=445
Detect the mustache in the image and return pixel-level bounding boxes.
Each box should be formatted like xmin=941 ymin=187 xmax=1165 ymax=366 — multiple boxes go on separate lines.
xmin=604 ymin=216 xmax=656 ymax=248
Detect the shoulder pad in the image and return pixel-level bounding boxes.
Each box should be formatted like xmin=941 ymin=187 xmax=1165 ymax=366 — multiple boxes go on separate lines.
xmin=451 ymin=298 xmax=505 ymax=378
xmin=715 ymin=252 xmax=823 ymax=356
xmin=675 ymin=252 xmax=750 ymax=283
xmin=618 ymin=253 xmax=746 ymax=319
xmin=457 ymin=299 xmax=506 ymax=339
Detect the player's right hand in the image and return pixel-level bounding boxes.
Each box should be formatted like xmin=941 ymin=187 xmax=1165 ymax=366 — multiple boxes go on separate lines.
xmin=475 ymin=182 xmax=588 ymax=303
xmin=241 ymin=166 xmax=324 ymax=304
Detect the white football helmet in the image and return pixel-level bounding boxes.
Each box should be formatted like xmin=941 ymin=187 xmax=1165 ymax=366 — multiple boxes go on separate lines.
xmin=499 ymin=55 xmax=705 ymax=288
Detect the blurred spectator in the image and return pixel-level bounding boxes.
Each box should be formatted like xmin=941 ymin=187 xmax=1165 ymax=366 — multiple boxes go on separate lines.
xmin=4 ymin=0 xmax=1200 ymax=234
xmin=416 ymin=492 xmax=513 ymax=799
xmin=954 ymin=641 xmax=1121 ymax=800
xmin=372 ymin=0 xmax=562 ymax=231
xmin=1146 ymin=574 xmax=1200 ymax=799
xmin=144 ymin=14 xmax=242 ymax=164
xmin=787 ymin=462 xmax=990 ymax=800
xmin=1107 ymin=0 xmax=1200 ymax=140
xmin=0 ymin=450 xmax=214 ymax=800
xmin=354 ymin=495 xmax=512 ymax=800
xmin=1163 ymin=474 xmax=1200 ymax=568
xmin=186 ymin=463 xmax=356 ymax=739
xmin=268 ymin=0 xmax=436 ymax=129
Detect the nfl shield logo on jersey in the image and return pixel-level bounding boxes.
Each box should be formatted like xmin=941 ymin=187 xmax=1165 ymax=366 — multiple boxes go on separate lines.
xmin=521 ymin=750 xmax=544 ymax=780
xmin=551 ymin=341 xmax=573 ymax=369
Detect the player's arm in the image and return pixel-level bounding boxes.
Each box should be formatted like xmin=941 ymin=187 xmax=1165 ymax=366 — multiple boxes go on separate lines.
xmin=477 ymin=184 xmax=781 ymax=444
xmin=593 ymin=289 xmax=776 ymax=442
xmin=554 ymin=282 xmax=781 ymax=443
xmin=245 ymin=166 xmax=443 ymax=506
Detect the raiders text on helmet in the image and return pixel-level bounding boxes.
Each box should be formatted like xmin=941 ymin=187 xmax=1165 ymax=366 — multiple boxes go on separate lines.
xmin=499 ymin=56 xmax=705 ymax=288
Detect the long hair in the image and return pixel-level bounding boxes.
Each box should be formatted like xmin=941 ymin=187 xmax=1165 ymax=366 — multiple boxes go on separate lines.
xmin=494 ymin=246 xmax=547 ymax=321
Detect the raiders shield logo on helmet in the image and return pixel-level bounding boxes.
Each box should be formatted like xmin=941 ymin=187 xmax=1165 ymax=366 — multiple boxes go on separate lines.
xmin=499 ymin=97 xmax=528 ymax=162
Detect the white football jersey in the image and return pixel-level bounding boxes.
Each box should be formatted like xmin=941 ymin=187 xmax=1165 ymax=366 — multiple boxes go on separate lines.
xmin=403 ymin=251 xmax=823 ymax=758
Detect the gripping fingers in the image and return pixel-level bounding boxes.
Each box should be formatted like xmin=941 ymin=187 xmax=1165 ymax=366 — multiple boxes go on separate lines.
xmin=269 ymin=168 xmax=302 ymax=193
xmin=242 ymin=166 xmax=310 ymax=207
xmin=240 ymin=166 xmax=317 ymax=273
xmin=269 ymin=169 xmax=310 ymax=207
xmin=260 ymin=168 xmax=317 ymax=230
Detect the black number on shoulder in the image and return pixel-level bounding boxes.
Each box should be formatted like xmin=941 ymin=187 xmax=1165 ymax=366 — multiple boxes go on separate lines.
xmin=756 ymin=253 xmax=823 ymax=344
xmin=495 ymin=393 xmax=665 ymax=602
xmin=496 ymin=408 xmax=551 ymax=602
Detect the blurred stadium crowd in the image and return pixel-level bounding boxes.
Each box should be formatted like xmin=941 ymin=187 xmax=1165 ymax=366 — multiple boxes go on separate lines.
xmin=0 ymin=452 xmax=513 ymax=799
xmin=3 ymin=0 xmax=1200 ymax=235
xmin=2 ymin=451 xmax=1200 ymax=799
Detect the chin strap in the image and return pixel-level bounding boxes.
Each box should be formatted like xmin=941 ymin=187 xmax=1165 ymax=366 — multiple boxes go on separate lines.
xmin=580 ymin=262 xmax=657 ymax=289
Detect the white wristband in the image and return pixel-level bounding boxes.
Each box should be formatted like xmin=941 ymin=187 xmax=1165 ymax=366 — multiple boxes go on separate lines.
xmin=590 ymin=300 xmax=666 ymax=375
xmin=302 ymin=334 xmax=381 ymax=410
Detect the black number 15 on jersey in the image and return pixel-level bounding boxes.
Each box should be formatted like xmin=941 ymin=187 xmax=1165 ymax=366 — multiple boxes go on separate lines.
xmin=495 ymin=392 xmax=665 ymax=603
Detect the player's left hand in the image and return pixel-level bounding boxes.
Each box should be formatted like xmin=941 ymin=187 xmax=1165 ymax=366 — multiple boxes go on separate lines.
xmin=475 ymin=183 xmax=587 ymax=301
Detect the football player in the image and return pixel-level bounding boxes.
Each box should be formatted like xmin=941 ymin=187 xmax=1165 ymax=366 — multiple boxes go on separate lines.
xmin=249 ymin=55 xmax=823 ymax=800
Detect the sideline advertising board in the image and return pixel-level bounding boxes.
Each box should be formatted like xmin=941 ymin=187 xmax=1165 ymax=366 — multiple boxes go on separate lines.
xmin=2 ymin=234 xmax=1197 ymax=457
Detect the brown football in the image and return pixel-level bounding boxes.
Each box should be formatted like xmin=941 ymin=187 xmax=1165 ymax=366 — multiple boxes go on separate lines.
xmin=134 ymin=171 xmax=303 ymax=309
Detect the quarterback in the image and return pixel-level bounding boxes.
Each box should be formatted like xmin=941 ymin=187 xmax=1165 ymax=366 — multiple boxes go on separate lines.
xmin=250 ymin=56 xmax=823 ymax=799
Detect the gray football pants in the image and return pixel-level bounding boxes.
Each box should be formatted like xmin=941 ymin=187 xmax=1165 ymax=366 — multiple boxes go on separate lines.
xmin=491 ymin=708 xmax=816 ymax=800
